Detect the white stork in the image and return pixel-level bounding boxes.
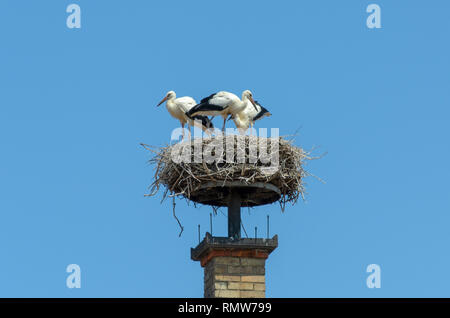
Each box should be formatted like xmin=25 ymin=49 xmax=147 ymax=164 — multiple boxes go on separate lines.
xmin=185 ymin=90 xmax=259 ymax=132
xmin=157 ymin=91 xmax=213 ymax=139
xmin=231 ymin=100 xmax=272 ymax=133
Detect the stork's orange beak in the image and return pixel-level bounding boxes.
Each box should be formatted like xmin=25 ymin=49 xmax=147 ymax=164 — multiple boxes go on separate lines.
xmin=157 ymin=96 xmax=168 ymax=107
xmin=249 ymin=96 xmax=258 ymax=111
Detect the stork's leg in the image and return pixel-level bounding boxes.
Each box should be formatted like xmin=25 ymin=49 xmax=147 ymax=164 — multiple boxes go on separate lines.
xmin=188 ymin=124 xmax=192 ymax=140
xmin=181 ymin=122 xmax=185 ymax=141
xmin=222 ymin=117 xmax=226 ymax=133
xmin=209 ymin=116 xmax=215 ymax=136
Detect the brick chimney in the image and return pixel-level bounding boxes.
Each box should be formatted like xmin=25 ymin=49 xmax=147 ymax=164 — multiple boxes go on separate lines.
xmin=191 ymin=233 xmax=278 ymax=298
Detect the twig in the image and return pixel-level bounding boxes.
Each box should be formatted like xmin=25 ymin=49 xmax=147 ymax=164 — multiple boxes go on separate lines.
xmin=172 ymin=197 xmax=184 ymax=237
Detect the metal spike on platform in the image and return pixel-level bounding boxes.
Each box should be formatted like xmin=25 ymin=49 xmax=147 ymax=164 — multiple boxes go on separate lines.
xmin=241 ymin=219 xmax=248 ymax=238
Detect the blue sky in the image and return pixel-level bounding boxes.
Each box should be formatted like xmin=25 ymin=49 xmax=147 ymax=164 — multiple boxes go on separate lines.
xmin=0 ymin=0 xmax=449 ymax=297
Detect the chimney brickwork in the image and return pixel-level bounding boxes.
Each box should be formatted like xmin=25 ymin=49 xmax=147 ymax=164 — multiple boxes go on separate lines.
xmin=191 ymin=234 xmax=278 ymax=298
xmin=204 ymin=256 xmax=266 ymax=298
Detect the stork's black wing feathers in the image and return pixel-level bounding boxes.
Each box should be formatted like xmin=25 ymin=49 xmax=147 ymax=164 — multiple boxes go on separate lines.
xmin=200 ymin=92 xmax=218 ymax=104
xmin=186 ymin=92 xmax=221 ymax=118
xmin=185 ymin=103 xmax=203 ymax=118
xmin=252 ymin=101 xmax=270 ymax=122
xmin=191 ymin=115 xmax=214 ymax=129
xmin=186 ymin=103 xmax=227 ymax=118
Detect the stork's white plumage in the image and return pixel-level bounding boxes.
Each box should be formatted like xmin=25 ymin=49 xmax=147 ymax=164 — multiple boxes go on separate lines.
xmin=157 ymin=91 xmax=213 ymax=139
xmin=231 ymin=100 xmax=272 ymax=133
xmin=186 ymin=90 xmax=259 ymax=131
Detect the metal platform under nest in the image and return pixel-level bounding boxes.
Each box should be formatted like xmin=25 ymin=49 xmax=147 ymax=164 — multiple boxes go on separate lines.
xmin=188 ymin=181 xmax=281 ymax=239
xmin=191 ymin=233 xmax=278 ymax=264
xmin=188 ymin=181 xmax=281 ymax=207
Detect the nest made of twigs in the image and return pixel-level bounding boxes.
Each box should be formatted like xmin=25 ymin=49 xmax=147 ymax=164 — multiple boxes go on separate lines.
xmin=142 ymin=135 xmax=312 ymax=211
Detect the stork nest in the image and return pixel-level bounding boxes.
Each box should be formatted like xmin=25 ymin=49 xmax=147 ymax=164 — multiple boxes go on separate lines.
xmin=142 ymin=135 xmax=312 ymax=210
